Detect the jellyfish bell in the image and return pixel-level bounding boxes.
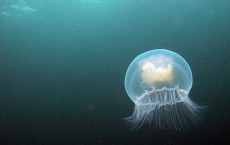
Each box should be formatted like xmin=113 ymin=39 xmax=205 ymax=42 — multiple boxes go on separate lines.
xmin=124 ymin=49 xmax=204 ymax=129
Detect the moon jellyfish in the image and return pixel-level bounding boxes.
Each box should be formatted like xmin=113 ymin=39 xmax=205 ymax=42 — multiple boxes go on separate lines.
xmin=124 ymin=49 xmax=203 ymax=129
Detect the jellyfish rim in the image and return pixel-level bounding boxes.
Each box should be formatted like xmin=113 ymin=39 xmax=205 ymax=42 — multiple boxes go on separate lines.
xmin=125 ymin=86 xmax=203 ymax=130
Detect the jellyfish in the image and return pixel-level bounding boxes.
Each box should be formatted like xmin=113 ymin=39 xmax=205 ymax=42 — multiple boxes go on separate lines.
xmin=124 ymin=49 xmax=204 ymax=129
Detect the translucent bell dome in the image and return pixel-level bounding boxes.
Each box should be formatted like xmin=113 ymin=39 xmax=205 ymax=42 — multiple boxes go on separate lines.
xmin=125 ymin=49 xmax=192 ymax=102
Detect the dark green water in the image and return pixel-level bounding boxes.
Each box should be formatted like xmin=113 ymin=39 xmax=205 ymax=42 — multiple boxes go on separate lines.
xmin=0 ymin=0 xmax=229 ymax=144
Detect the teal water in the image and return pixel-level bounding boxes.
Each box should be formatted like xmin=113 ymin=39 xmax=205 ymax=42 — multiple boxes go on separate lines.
xmin=0 ymin=0 xmax=229 ymax=144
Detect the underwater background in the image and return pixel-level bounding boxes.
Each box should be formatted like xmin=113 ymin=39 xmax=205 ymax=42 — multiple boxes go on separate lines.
xmin=0 ymin=0 xmax=229 ymax=144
